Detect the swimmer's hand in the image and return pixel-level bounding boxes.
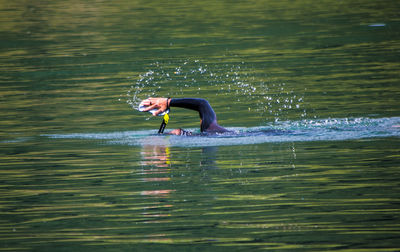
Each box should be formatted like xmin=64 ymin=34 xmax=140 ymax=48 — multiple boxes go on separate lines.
xmin=141 ymin=97 xmax=170 ymax=116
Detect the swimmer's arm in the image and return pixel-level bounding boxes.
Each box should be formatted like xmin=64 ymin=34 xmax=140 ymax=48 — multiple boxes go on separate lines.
xmin=169 ymin=98 xmax=216 ymax=119
xmin=169 ymin=98 xmax=217 ymax=132
xmin=141 ymin=97 xmax=217 ymax=131
xmin=141 ymin=97 xmax=216 ymax=119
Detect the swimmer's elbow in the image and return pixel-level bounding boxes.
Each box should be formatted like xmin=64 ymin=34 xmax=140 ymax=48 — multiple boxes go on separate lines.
xmin=196 ymin=98 xmax=210 ymax=107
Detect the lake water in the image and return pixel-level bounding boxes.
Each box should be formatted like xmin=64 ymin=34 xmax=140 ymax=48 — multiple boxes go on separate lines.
xmin=1 ymin=0 xmax=400 ymax=251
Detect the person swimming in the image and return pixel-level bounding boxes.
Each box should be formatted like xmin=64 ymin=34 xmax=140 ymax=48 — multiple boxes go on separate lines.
xmin=140 ymin=97 xmax=230 ymax=135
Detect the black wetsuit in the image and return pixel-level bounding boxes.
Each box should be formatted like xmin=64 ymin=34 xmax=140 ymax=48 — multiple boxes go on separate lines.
xmin=170 ymin=98 xmax=229 ymax=133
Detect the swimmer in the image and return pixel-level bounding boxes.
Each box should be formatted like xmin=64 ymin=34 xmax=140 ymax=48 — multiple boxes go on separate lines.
xmin=141 ymin=97 xmax=230 ymax=135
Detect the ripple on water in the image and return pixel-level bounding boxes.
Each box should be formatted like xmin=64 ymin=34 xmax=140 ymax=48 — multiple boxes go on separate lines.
xmin=43 ymin=117 xmax=400 ymax=147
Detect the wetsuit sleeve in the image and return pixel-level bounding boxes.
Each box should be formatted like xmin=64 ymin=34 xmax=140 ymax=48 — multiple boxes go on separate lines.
xmin=169 ymin=98 xmax=216 ymax=132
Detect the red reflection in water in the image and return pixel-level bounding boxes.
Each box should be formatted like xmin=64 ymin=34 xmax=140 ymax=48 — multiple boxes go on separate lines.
xmin=140 ymin=145 xmax=171 ymax=168
xmin=140 ymin=189 xmax=175 ymax=196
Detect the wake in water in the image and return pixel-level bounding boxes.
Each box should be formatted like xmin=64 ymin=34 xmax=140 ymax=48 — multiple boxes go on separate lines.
xmin=44 ymin=117 xmax=400 ymax=147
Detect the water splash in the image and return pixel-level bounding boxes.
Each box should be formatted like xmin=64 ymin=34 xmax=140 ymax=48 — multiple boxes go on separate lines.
xmin=368 ymin=23 xmax=386 ymax=27
xmin=44 ymin=117 xmax=400 ymax=147
xmin=125 ymin=59 xmax=306 ymax=122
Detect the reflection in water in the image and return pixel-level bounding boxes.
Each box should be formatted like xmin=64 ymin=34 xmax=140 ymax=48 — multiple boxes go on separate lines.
xmin=139 ymin=142 xmax=176 ymax=218
xmin=137 ymin=143 xmax=222 ymax=230
xmin=139 ymin=139 xmax=219 ymax=170
xmin=140 ymin=144 xmax=171 ymax=168
xmin=199 ymin=146 xmax=218 ymax=170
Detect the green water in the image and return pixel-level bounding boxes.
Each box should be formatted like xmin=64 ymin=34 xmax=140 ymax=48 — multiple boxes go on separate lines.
xmin=1 ymin=0 xmax=400 ymax=251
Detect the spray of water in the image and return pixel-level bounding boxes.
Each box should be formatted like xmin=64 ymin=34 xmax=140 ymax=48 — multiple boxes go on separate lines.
xmin=125 ymin=59 xmax=306 ymax=122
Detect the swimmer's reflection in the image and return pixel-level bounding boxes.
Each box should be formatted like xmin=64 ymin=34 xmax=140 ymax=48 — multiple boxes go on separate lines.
xmin=140 ymin=144 xmax=171 ymax=168
xmin=140 ymin=143 xmax=218 ymax=170
xmin=138 ymin=144 xmax=218 ymax=222
xmin=199 ymin=146 xmax=218 ymax=170
xmin=138 ymin=144 xmax=174 ymax=221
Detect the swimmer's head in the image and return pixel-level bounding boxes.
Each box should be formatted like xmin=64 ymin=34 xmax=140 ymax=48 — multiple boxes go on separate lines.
xmin=168 ymin=128 xmax=192 ymax=136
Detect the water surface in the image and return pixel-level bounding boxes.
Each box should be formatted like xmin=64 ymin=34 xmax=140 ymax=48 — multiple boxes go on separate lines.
xmin=1 ymin=0 xmax=400 ymax=251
